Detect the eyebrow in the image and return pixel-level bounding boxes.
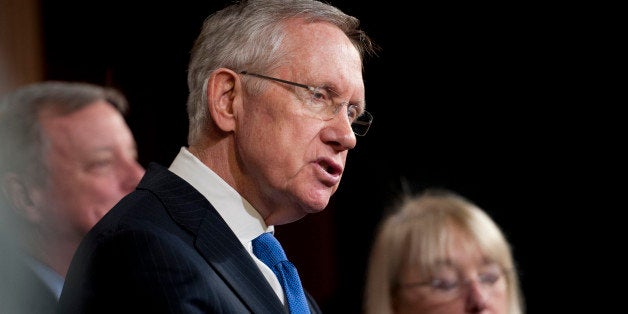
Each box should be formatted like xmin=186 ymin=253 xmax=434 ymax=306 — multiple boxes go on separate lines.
xmin=322 ymin=84 xmax=366 ymax=112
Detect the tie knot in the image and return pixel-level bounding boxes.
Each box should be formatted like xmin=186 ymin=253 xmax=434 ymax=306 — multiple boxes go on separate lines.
xmin=252 ymin=232 xmax=288 ymax=267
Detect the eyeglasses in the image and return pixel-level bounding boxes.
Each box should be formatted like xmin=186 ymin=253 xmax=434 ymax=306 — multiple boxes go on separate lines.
xmin=239 ymin=71 xmax=373 ymax=136
xmin=398 ymin=264 xmax=506 ymax=302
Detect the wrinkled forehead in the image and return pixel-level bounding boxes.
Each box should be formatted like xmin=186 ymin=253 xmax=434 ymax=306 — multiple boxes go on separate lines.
xmin=280 ymin=19 xmax=364 ymax=93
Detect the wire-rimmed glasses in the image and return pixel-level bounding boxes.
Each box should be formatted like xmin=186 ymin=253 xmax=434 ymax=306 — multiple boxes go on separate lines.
xmin=398 ymin=264 xmax=507 ymax=302
xmin=239 ymin=71 xmax=372 ymax=136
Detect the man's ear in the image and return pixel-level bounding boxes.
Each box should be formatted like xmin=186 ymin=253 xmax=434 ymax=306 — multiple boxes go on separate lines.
xmin=206 ymin=68 xmax=241 ymax=132
xmin=1 ymin=174 xmax=43 ymax=223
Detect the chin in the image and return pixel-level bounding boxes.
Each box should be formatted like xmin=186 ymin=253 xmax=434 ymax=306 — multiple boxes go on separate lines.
xmin=305 ymin=184 xmax=335 ymax=204
xmin=304 ymin=193 xmax=331 ymax=212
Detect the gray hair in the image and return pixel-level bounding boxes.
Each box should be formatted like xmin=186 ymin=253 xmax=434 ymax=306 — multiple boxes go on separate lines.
xmin=186 ymin=0 xmax=377 ymax=145
xmin=0 ymin=81 xmax=128 ymax=181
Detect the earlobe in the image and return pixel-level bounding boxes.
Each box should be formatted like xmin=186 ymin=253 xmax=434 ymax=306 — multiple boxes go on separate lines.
xmin=206 ymin=68 xmax=240 ymax=132
xmin=1 ymin=174 xmax=43 ymax=223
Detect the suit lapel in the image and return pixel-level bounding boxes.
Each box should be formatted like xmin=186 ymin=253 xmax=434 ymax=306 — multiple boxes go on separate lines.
xmin=140 ymin=163 xmax=285 ymax=312
xmin=196 ymin=215 xmax=285 ymax=312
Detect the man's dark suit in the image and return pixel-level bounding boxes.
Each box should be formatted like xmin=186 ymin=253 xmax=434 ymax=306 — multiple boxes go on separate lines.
xmin=57 ymin=163 xmax=321 ymax=313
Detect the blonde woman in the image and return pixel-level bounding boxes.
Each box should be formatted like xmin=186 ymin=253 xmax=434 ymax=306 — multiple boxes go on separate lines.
xmin=364 ymin=188 xmax=524 ymax=314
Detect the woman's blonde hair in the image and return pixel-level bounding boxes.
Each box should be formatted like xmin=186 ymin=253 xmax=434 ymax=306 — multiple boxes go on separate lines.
xmin=363 ymin=188 xmax=524 ymax=314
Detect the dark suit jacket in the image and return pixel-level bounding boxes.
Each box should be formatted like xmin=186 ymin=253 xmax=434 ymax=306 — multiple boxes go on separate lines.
xmin=57 ymin=163 xmax=321 ymax=314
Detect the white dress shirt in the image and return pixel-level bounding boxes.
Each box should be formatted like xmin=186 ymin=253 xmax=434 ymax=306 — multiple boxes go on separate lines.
xmin=168 ymin=147 xmax=285 ymax=304
xmin=24 ymin=254 xmax=64 ymax=299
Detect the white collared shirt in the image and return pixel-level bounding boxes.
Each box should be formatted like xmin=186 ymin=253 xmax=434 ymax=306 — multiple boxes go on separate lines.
xmin=23 ymin=254 xmax=64 ymax=299
xmin=168 ymin=147 xmax=285 ymax=304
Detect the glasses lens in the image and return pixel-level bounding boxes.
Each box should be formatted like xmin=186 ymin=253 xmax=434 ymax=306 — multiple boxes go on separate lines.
xmin=352 ymin=111 xmax=373 ymax=136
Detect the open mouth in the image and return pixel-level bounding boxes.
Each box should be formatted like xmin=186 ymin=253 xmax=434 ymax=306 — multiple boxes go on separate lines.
xmin=318 ymin=159 xmax=342 ymax=176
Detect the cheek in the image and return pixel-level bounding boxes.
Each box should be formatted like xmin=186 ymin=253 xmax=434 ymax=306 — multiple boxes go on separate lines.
xmin=490 ymin=286 xmax=510 ymax=312
xmin=238 ymin=110 xmax=281 ymax=157
xmin=239 ymin=113 xmax=306 ymax=168
xmin=74 ymin=189 xmax=124 ymax=232
xmin=52 ymin=180 xmax=125 ymax=224
xmin=81 ymin=181 xmax=128 ymax=208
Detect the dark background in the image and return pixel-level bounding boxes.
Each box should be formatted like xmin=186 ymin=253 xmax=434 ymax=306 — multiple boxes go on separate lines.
xmin=38 ymin=0 xmax=615 ymax=312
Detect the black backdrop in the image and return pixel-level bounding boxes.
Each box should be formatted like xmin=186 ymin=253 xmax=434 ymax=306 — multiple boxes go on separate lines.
xmin=38 ymin=0 xmax=614 ymax=312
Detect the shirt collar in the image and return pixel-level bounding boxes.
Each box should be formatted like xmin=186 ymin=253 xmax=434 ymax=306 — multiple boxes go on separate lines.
xmin=168 ymin=147 xmax=273 ymax=247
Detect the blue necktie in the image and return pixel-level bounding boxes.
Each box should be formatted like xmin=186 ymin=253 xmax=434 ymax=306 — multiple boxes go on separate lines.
xmin=252 ymin=232 xmax=310 ymax=314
